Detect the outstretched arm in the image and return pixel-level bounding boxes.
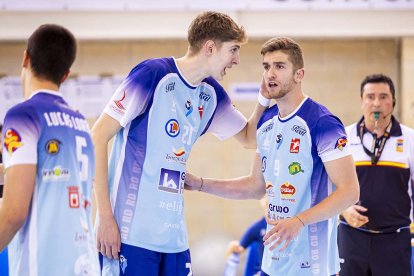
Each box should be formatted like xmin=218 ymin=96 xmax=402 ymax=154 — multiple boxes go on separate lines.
xmin=185 ymin=153 xmax=266 ymax=200
xmin=233 ymin=76 xmax=270 ymax=149
xmin=92 ymin=113 xmax=122 ymax=259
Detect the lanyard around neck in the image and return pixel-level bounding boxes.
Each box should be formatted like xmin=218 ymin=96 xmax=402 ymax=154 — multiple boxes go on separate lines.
xmin=358 ymin=120 xmax=392 ymax=165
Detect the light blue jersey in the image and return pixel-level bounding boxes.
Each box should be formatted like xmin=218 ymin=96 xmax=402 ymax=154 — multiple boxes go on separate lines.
xmin=101 ymin=58 xmax=246 ymax=254
xmin=256 ymin=97 xmax=349 ymax=276
xmin=2 ymin=90 xmax=99 ymax=276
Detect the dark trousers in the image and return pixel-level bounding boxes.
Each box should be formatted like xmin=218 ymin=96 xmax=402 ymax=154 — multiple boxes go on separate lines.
xmin=338 ymin=223 xmax=411 ymax=276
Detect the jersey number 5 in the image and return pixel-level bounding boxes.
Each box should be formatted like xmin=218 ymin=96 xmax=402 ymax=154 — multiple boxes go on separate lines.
xmin=76 ymin=136 xmax=89 ymax=182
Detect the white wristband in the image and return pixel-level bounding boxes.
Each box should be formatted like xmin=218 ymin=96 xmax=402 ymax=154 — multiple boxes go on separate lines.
xmin=258 ymin=93 xmax=271 ymax=107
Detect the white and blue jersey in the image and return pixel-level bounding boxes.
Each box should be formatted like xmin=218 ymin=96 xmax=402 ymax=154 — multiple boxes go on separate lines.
xmin=2 ymin=90 xmax=99 ymax=276
xmin=256 ymin=97 xmax=349 ymax=276
xmin=102 ymin=57 xmax=246 ymax=253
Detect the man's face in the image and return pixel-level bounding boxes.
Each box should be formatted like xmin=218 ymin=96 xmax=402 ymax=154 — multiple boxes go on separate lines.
xmin=209 ymin=41 xmax=241 ymax=80
xmin=361 ymin=82 xmax=394 ymax=122
xmin=262 ymin=51 xmax=297 ymax=100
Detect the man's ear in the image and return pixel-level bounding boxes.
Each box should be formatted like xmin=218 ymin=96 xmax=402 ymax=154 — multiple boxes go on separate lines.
xmin=203 ymin=40 xmax=216 ymax=56
xmin=61 ymin=70 xmax=70 ymax=84
xmin=22 ymin=50 xmax=30 ymax=68
xmin=294 ymin=68 xmax=305 ymax=82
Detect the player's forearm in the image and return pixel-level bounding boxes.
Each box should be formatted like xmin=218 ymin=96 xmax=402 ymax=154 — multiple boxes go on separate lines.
xmin=199 ymin=176 xmax=264 ymax=200
xmin=0 ymin=208 xmax=24 ymax=251
xmin=297 ymin=184 xmax=359 ymax=226
xmin=92 ymin=139 xmax=113 ymax=218
xmin=240 ymin=103 xmax=267 ymax=149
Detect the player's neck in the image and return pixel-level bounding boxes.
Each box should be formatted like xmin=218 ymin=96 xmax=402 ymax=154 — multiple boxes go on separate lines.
xmin=175 ymin=55 xmax=207 ymax=86
xmin=25 ymin=78 xmax=60 ymax=99
xmin=277 ymin=89 xmax=305 ymax=118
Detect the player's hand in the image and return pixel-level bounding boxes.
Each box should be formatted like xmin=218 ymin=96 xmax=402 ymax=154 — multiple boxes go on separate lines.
xmin=260 ymin=73 xmax=271 ymax=99
xmin=226 ymin=240 xmax=244 ymax=257
xmin=184 ymin=172 xmax=202 ymax=191
xmin=263 ymin=216 xmax=304 ymax=252
xmin=96 ymin=214 xmax=121 ymax=259
xmin=342 ymin=205 xmax=369 ymax=228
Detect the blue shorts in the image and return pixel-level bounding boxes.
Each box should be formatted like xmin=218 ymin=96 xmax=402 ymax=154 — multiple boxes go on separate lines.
xmin=100 ymin=243 xmax=192 ymax=276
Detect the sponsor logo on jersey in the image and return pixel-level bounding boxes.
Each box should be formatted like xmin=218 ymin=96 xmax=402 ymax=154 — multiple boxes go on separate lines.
xmin=159 ymin=200 xmax=183 ymax=214
xmin=266 ymin=182 xmax=275 ymax=197
xmin=165 ymin=82 xmax=175 ymax=93
xmin=165 ymin=119 xmax=180 ymax=137
xmin=42 ymin=166 xmax=70 ymax=181
xmin=4 ymin=128 xmax=23 ymax=155
xmin=290 ymin=138 xmax=300 ymax=153
xmin=113 ymin=90 xmax=126 ymax=111
xmin=185 ymin=100 xmax=193 ymax=117
xmin=300 ymin=261 xmax=311 ymax=268
xmin=276 ymin=133 xmax=283 ymax=149
xmin=262 ymin=156 xmax=267 ymax=172
xmin=199 ymin=91 xmax=211 ymax=102
xmin=335 ymin=136 xmax=347 ymax=150
xmin=173 ymin=147 xmax=185 ymax=156
xmin=261 ymin=122 xmax=274 ymax=134
xmin=396 ymin=139 xmax=404 ymax=152
xmin=280 ymin=182 xmax=296 ymax=197
xmin=291 ymin=125 xmax=307 ymax=136
xmin=165 ymin=154 xmax=186 ymax=164
xmin=198 ymin=105 xmax=204 ymax=118
xmin=268 ymin=203 xmax=289 ymax=214
xmin=68 ymin=186 xmax=80 ymax=208
xmin=158 ymin=168 xmax=183 ymax=194
xmin=46 ymin=139 xmax=61 ymax=155
xmin=288 ymin=162 xmax=304 ymax=175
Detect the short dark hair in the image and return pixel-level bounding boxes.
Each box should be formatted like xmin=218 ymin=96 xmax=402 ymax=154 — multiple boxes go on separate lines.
xmin=187 ymin=11 xmax=247 ymax=54
xmin=260 ymin=37 xmax=304 ymax=72
xmin=360 ymin=74 xmax=395 ymax=100
xmin=27 ymin=24 xmax=76 ymax=86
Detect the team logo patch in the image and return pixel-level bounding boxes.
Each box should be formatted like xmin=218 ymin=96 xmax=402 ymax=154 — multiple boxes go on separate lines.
xmin=290 ymin=138 xmax=300 ymax=153
xmin=158 ymin=168 xmax=183 ymax=194
xmin=276 ymin=133 xmax=283 ymax=149
xmin=185 ymin=100 xmax=193 ymax=117
xmin=335 ymin=137 xmax=348 ymax=150
xmin=396 ymin=139 xmax=404 ymax=152
xmin=288 ymin=162 xmax=304 ymax=175
xmin=46 ymin=139 xmax=61 ymax=155
xmin=165 ymin=119 xmax=180 ymax=137
xmin=68 ymin=186 xmax=80 ymax=208
xmin=4 ymin=128 xmax=23 ymax=155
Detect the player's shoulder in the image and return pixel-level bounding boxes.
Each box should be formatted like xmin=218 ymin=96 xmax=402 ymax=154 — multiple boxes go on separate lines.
xmin=128 ymin=57 xmax=174 ymax=77
xmin=258 ymin=104 xmax=278 ymax=130
xmin=5 ymin=98 xmax=38 ymax=120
